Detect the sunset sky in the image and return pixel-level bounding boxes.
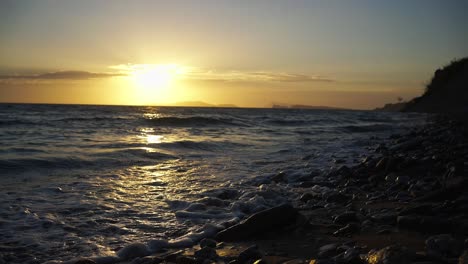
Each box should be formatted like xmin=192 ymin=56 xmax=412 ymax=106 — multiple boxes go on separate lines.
xmin=1 ymin=0 xmax=467 ymax=109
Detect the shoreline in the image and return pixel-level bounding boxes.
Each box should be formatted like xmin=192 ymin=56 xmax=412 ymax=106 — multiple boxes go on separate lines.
xmin=45 ymin=115 xmax=467 ymax=264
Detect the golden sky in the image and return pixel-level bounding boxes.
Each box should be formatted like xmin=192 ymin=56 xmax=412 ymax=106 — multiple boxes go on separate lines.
xmin=1 ymin=1 xmax=467 ymax=109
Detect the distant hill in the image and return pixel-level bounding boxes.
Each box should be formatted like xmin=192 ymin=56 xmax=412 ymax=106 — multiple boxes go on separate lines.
xmin=403 ymin=57 xmax=468 ymax=113
xmin=272 ymin=103 xmax=346 ymax=110
xmin=374 ymin=102 xmax=407 ymax=112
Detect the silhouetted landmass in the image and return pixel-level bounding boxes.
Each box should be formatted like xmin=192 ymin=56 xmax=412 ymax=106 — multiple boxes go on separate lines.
xmin=272 ymin=103 xmax=346 ymax=110
xmin=374 ymin=102 xmax=407 ymax=112
xmin=403 ymin=57 xmax=468 ymax=113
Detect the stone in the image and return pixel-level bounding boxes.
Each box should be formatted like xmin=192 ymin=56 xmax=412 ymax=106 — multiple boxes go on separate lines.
xmin=425 ymin=234 xmax=463 ymax=258
xmin=73 ymin=260 xmax=97 ymax=264
xmin=333 ymin=211 xmax=357 ymax=224
xmin=117 ymin=243 xmax=150 ymax=260
xmin=272 ymin=172 xmax=287 ymax=183
xmin=317 ymin=243 xmax=340 ymax=258
xmin=333 ymin=223 xmax=360 ymax=236
xmin=364 ymin=245 xmax=412 ymax=264
xmin=134 ymin=256 xmax=164 ymax=264
xmin=395 ymin=175 xmax=410 ymax=185
xmin=326 ymin=192 xmax=351 ymax=204
xmin=237 ymin=245 xmax=262 ymax=263
xmin=175 ymin=256 xmax=196 ymax=264
xmin=200 ymin=238 xmax=217 ymax=249
xmin=216 ymin=204 xmax=298 ymax=241
xmin=194 ymin=246 xmax=218 ymax=260
xmin=90 ymin=256 xmax=120 ymax=264
xmin=459 ymin=250 xmax=468 ymax=264
xmin=371 ymin=212 xmax=397 ymax=225
xmin=147 ymin=239 xmax=169 ymax=253
xmin=397 ymin=215 xmax=422 ymax=230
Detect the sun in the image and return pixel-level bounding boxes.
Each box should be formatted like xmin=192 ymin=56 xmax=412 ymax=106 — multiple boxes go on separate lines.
xmin=126 ymin=64 xmax=185 ymax=104
xmin=131 ymin=64 xmax=182 ymax=88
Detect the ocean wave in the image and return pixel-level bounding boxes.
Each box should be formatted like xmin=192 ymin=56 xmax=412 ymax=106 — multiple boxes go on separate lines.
xmin=266 ymin=119 xmax=308 ymax=126
xmin=340 ymin=123 xmax=395 ymax=133
xmin=143 ymin=116 xmax=243 ymax=127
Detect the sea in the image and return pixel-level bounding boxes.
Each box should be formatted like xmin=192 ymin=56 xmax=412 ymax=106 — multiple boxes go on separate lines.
xmin=0 ymin=103 xmax=425 ymax=263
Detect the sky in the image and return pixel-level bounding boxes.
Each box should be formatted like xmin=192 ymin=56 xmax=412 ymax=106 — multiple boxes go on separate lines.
xmin=0 ymin=0 xmax=467 ymax=109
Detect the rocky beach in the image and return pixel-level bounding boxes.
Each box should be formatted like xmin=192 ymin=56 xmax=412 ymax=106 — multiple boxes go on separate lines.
xmin=38 ymin=114 xmax=467 ymax=264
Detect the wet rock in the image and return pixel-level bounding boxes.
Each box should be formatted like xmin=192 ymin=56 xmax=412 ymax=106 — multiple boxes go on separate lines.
xmin=460 ymin=250 xmax=468 ymax=264
xmin=272 ymin=171 xmax=287 ymax=183
xmin=90 ymin=256 xmax=120 ymax=264
xmin=117 ymin=243 xmax=150 ymax=260
xmin=385 ymin=173 xmax=398 ymax=182
xmin=398 ymin=204 xmax=434 ymax=216
xmin=425 ymin=234 xmax=463 ymax=258
xmin=300 ymin=193 xmax=318 ymax=203
xmin=133 ymin=256 xmax=164 ymax=264
xmin=147 ymin=239 xmax=169 ymax=253
xmin=175 ymin=256 xmax=196 ymax=264
xmin=73 ymin=259 xmax=97 ymax=264
xmin=364 ymin=245 xmax=412 ymax=264
xmin=216 ymin=204 xmax=298 ymax=241
xmin=395 ymin=175 xmax=410 ymax=185
xmin=397 ymin=215 xmax=422 ymax=230
xmin=419 ymin=217 xmax=454 ymax=233
xmin=317 ymin=243 xmax=340 ymax=258
xmin=333 ymin=223 xmax=360 ymax=236
xmin=371 ymin=212 xmax=397 ymax=225
xmin=200 ymin=238 xmax=217 ymax=249
xmin=340 ymin=247 xmax=363 ymax=263
xmin=237 ymin=245 xmax=262 ymax=263
xmin=326 ymin=192 xmax=351 ymax=204
xmin=194 ymin=246 xmax=218 ymax=260
xmin=333 ymin=211 xmax=357 ymax=224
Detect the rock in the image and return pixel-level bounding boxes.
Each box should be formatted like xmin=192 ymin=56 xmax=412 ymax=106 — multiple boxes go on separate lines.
xmin=395 ymin=175 xmax=410 ymax=185
xmin=425 ymin=234 xmax=463 ymax=258
xmin=333 ymin=211 xmax=357 ymax=224
xmin=237 ymin=245 xmax=262 ymax=263
xmin=419 ymin=217 xmax=454 ymax=233
xmin=200 ymin=238 xmax=217 ymax=249
xmin=117 ymin=243 xmax=150 ymax=260
xmin=175 ymin=256 xmax=196 ymax=264
xmin=333 ymin=223 xmax=360 ymax=236
xmin=326 ymin=192 xmax=351 ymax=204
xmin=340 ymin=247 xmax=363 ymax=263
xmin=364 ymin=245 xmax=412 ymax=264
xmin=194 ymin=246 xmax=218 ymax=260
xmin=397 ymin=215 xmax=422 ymax=230
xmin=371 ymin=212 xmax=397 ymax=225
xmin=300 ymin=193 xmax=317 ymax=203
xmin=272 ymin=172 xmax=287 ymax=183
xmin=398 ymin=204 xmax=434 ymax=216
xmin=133 ymin=256 xmax=164 ymax=264
xmin=90 ymin=256 xmax=120 ymax=264
xmin=317 ymin=243 xmax=340 ymax=258
xmin=73 ymin=260 xmax=97 ymax=264
xmin=460 ymin=250 xmax=468 ymax=264
xmin=147 ymin=239 xmax=169 ymax=253
xmin=216 ymin=204 xmax=298 ymax=241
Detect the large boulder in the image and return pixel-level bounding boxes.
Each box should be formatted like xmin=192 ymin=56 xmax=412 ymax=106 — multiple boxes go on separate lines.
xmin=215 ymin=204 xmax=298 ymax=241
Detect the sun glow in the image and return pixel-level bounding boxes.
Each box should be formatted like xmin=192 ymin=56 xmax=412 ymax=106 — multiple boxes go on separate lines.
xmin=119 ymin=64 xmax=186 ymax=105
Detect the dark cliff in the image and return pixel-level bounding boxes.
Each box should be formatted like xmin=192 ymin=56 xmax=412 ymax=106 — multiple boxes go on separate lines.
xmin=403 ymin=57 xmax=468 ymax=113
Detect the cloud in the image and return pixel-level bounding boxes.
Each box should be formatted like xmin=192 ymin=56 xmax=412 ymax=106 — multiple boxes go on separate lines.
xmin=181 ymin=69 xmax=333 ymax=83
xmin=0 ymin=70 xmax=125 ymax=80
